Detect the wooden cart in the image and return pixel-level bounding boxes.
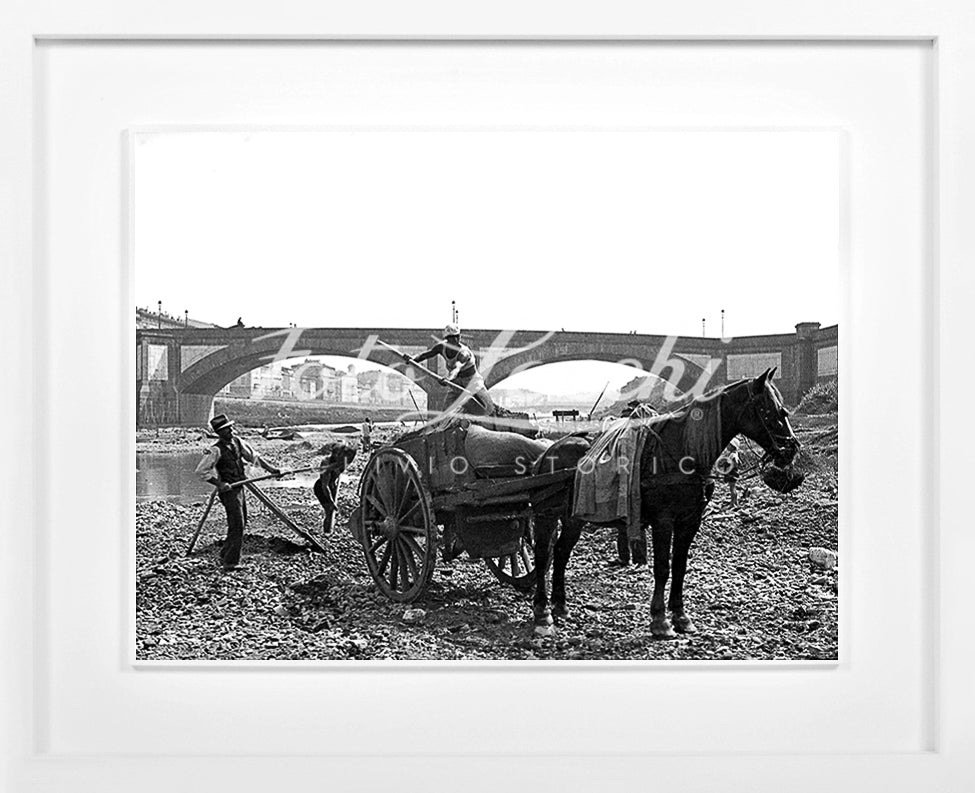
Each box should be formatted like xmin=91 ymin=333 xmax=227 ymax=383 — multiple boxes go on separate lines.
xmin=349 ymin=418 xmax=574 ymax=602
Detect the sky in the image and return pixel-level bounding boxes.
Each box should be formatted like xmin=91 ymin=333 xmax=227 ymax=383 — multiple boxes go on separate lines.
xmin=135 ymin=129 xmax=840 ymax=395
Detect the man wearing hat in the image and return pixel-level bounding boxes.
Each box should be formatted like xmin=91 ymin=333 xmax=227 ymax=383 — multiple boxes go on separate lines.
xmin=410 ymin=324 xmax=495 ymax=415
xmin=195 ymin=413 xmax=283 ymax=569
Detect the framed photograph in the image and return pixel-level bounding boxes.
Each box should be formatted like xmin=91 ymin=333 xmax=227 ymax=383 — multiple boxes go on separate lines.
xmin=3 ymin=2 xmax=971 ymax=792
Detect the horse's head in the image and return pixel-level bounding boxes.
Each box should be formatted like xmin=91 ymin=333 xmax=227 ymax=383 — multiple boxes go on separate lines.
xmin=735 ymin=368 xmax=800 ymax=469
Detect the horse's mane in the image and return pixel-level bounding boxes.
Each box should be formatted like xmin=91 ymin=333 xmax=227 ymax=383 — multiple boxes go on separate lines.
xmin=634 ymin=379 xmax=749 ymax=473
xmin=680 ymin=396 xmax=723 ymax=472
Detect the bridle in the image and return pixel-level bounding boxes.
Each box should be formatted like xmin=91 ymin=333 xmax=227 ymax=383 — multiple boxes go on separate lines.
xmin=733 ymin=384 xmax=800 ymax=466
xmin=627 ymin=381 xmax=799 ymax=479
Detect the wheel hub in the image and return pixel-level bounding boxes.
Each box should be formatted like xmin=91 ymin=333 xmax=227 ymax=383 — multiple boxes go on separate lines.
xmin=380 ymin=516 xmax=399 ymax=539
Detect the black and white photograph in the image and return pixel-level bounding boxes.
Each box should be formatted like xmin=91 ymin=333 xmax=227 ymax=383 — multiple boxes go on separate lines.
xmin=135 ymin=128 xmax=840 ymax=662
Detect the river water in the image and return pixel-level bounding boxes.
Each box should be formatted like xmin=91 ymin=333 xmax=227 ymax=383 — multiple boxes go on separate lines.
xmin=136 ymin=452 xmax=328 ymax=503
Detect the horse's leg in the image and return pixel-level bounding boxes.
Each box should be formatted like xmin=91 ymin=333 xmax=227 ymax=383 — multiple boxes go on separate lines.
xmin=613 ymin=525 xmax=630 ymax=566
xmin=630 ymin=526 xmax=648 ymax=566
xmin=669 ymin=513 xmax=702 ymax=634
xmin=649 ymin=516 xmax=676 ymax=638
xmin=532 ymin=515 xmax=557 ymax=636
xmin=551 ymin=517 xmax=583 ymax=619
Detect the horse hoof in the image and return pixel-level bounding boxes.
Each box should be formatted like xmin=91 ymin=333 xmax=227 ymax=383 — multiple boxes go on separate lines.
xmin=672 ymin=615 xmax=697 ymax=634
xmin=552 ymin=603 xmax=568 ymax=620
xmin=651 ymin=619 xmax=677 ymax=639
xmin=534 ymin=609 xmax=555 ymax=637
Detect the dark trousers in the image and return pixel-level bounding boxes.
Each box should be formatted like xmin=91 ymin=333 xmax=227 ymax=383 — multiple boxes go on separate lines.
xmin=616 ymin=525 xmax=648 ymax=565
xmin=218 ymin=488 xmax=248 ymax=567
xmin=452 ymin=374 xmax=495 ymax=415
xmin=313 ymin=473 xmax=339 ymax=533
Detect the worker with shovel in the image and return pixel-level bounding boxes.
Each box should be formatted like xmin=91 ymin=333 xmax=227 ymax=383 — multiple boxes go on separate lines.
xmin=195 ymin=413 xmax=284 ymax=570
xmin=409 ymin=323 xmax=495 ymax=415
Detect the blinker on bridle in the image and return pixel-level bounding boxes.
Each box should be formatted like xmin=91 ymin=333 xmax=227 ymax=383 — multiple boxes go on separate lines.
xmin=737 ymin=385 xmax=800 ymax=464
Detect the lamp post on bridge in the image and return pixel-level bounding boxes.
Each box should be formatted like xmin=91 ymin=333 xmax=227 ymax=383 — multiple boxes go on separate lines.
xmin=157 ymin=300 xmax=162 ymax=329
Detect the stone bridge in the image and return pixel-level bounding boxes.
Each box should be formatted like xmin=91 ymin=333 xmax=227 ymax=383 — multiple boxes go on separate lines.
xmin=136 ymin=323 xmax=837 ymax=427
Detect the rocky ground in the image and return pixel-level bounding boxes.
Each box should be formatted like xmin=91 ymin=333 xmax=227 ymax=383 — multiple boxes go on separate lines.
xmin=136 ymin=417 xmax=838 ymax=662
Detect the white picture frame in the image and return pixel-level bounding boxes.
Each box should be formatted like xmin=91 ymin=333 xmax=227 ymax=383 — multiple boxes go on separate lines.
xmin=2 ymin=2 xmax=971 ymax=791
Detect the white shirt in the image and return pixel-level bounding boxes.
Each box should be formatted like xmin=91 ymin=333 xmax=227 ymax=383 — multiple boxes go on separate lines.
xmin=195 ymin=437 xmax=263 ymax=483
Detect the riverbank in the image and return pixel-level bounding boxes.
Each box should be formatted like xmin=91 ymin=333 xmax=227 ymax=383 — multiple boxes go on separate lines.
xmin=213 ymin=396 xmax=417 ymax=427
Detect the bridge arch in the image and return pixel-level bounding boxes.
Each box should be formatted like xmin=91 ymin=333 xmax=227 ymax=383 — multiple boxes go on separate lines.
xmin=484 ymin=347 xmax=711 ymax=398
xmin=174 ymin=336 xmax=437 ymax=425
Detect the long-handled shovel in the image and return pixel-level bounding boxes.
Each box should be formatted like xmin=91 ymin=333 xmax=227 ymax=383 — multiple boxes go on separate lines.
xmin=186 ymin=489 xmax=218 ymax=556
xmin=185 ymin=465 xmax=320 ymax=555
xmin=408 ymin=389 xmax=423 ymax=425
xmin=587 ymin=381 xmax=611 ymax=421
xmin=376 ymin=338 xmax=489 ymax=413
xmin=243 ymin=482 xmax=329 ymax=554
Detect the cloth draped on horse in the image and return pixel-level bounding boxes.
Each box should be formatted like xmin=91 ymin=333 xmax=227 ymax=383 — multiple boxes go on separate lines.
xmin=572 ymin=399 xmax=723 ymax=541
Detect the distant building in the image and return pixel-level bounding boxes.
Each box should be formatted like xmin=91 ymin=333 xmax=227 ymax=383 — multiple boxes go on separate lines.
xmin=491 ymin=387 xmax=548 ymax=409
xmin=227 ymin=357 xmax=429 ymax=406
xmin=246 ymin=360 xmax=367 ymax=403
xmin=250 ymin=364 xmax=285 ymax=400
xmin=219 ymin=371 xmax=252 ymax=398
xmin=385 ymin=372 xmax=407 ymax=405
xmin=295 ymin=361 xmax=326 ymax=401
xmin=280 ymin=366 xmax=297 ymax=399
xmin=356 ymin=370 xmax=384 ymax=404
xmin=340 ymin=366 xmax=359 ymax=404
xmin=357 ymin=368 xmax=416 ymax=406
xmin=319 ymin=364 xmax=343 ymax=401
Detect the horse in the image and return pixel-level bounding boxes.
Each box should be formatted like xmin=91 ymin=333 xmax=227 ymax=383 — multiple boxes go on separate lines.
xmin=528 ymin=367 xmax=801 ymax=638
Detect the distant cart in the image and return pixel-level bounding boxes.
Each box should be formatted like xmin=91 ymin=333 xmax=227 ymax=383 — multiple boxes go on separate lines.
xmin=349 ymin=418 xmax=573 ymax=602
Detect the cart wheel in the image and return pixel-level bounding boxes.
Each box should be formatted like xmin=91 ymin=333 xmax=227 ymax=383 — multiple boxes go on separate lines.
xmin=358 ymin=447 xmax=437 ymax=602
xmin=485 ymin=525 xmax=537 ymax=592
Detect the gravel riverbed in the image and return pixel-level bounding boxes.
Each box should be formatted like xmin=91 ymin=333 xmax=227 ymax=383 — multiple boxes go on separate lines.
xmin=136 ymin=418 xmax=838 ymax=662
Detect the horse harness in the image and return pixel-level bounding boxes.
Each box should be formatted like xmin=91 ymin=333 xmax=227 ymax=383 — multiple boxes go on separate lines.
xmin=637 ymin=382 xmax=797 ymax=486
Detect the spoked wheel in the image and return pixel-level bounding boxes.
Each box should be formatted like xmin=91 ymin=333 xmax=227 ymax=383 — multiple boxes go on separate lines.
xmin=485 ymin=522 xmax=537 ymax=592
xmin=358 ymin=447 xmax=437 ymax=602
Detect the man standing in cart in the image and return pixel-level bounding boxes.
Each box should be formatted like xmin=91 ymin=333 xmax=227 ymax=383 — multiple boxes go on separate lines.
xmin=409 ymin=323 xmax=495 ymax=416
xmin=195 ymin=413 xmax=283 ymax=570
